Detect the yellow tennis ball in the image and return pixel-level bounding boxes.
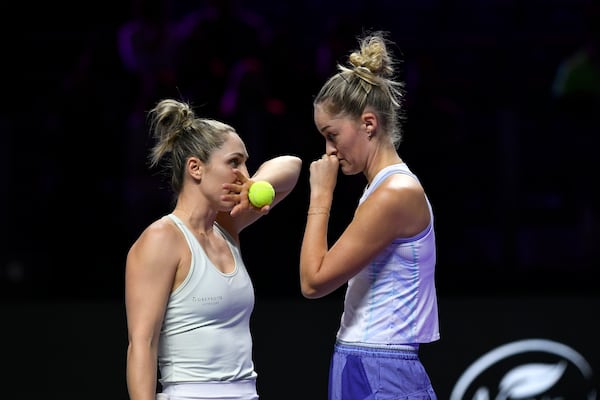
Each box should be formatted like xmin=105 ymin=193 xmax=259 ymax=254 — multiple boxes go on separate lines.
xmin=248 ymin=181 xmax=275 ymax=207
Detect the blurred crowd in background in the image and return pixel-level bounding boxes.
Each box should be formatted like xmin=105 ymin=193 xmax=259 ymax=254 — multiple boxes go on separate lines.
xmin=1 ymin=0 xmax=599 ymax=301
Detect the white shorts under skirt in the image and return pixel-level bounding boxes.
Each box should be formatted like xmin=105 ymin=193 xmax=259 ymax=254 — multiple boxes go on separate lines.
xmin=157 ymin=380 xmax=258 ymax=400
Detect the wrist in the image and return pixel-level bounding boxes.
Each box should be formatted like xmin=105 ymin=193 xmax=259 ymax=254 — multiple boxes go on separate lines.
xmin=307 ymin=206 xmax=330 ymax=216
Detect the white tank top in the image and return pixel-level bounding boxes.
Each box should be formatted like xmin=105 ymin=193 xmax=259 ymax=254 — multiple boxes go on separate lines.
xmin=336 ymin=163 xmax=440 ymax=346
xmin=158 ymin=214 xmax=257 ymax=384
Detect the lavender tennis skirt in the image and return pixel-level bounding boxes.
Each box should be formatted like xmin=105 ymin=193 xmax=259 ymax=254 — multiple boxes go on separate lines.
xmin=328 ymin=342 xmax=437 ymax=400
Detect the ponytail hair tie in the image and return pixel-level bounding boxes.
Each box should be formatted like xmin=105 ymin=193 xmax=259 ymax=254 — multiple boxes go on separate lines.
xmin=354 ymin=66 xmax=379 ymax=94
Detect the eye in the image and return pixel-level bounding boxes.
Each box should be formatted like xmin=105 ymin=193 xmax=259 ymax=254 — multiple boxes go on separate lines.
xmin=229 ymin=156 xmax=247 ymax=167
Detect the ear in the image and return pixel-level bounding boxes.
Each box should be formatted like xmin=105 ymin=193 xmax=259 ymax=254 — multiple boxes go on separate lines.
xmin=362 ymin=111 xmax=378 ymax=137
xmin=187 ymin=157 xmax=203 ymax=180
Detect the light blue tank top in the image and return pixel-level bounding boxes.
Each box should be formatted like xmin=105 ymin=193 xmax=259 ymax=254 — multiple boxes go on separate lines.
xmin=158 ymin=214 xmax=257 ymax=384
xmin=336 ymin=163 xmax=440 ymax=347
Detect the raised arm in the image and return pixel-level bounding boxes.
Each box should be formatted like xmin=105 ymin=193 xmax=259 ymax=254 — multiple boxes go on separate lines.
xmin=219 ymin=155 xmax=302 ymax=234
xmin=300 ymin=164 xmax=430 ymax=299
xmin=251 ymin=155 xmax=303 ymax=206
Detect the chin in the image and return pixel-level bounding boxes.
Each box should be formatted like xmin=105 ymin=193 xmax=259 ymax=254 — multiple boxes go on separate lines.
xmin=219 ymin=201 xmax=235 ymax=212
xmin=341 ymin=165 xmax=360 ymax=176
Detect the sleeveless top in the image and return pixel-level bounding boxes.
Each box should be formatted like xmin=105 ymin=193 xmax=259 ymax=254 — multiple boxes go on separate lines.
xmin=336 ymin=163 xmax=440 ymax=347
xmin=157 ymin=214 xmax=257 ymax=384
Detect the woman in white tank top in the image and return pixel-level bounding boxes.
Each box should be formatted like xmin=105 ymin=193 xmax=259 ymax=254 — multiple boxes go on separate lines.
xmin=125 ymin=98 xmax=301 ymax=400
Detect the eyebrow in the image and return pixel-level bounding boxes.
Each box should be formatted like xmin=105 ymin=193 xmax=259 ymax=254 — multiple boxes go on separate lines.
xmin=229 ymin=151 xmax=249 ymax=160
xmin=319 ymin=125 xmax=331 ymax=134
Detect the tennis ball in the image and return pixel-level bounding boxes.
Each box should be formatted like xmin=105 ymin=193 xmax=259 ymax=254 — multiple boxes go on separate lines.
xmin=248 ymin=181 xmax=275 ymax=208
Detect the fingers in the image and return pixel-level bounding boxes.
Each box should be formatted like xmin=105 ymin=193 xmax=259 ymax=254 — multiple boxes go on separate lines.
xmin=233 ymin=169 xmax=249 ymax=183
xmin=311 ymin=154 xmax=336 ymax=166
xmin=222 ymin=168 xmax=269 ymax=216
xmin=320 ymin=154 xmax=337 ymax=161
xmin=222 ymin=169 xmax=252 ymax=194
xmin=229 ymin=202 xmax=270 ymax=217
xmin=311 ymin=154 xmax=339 ymax=168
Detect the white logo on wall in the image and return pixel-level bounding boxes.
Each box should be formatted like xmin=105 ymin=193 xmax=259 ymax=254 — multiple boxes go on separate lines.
xmin=450 ymin=338 xmax=597 ymax=399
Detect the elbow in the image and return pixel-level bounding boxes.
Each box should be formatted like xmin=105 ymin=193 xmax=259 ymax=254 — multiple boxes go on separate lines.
xmin=285 ymin=155 xmax=302 ymax=166
xmin=300 ymin=278 xmax=326 ymax=299
xmin=289 ymin=156 xmax=303 ymax=179
xmin=273 ymin=156 xmax=303 ymax=193
xmin=286 ymin=155 xmax=302 ymax=171
xmin=300 ymin=257 xmax=333 ymax=299
xmin=301 ymin=287 xmax=319 ymax=299
xmin=278 ymin=155 xmax=302 ymax=171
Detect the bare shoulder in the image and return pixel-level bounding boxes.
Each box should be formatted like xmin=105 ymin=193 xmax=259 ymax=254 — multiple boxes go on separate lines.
xmin=371 ymin=173 xmax=425 ymax=205
xmin=146 ymin=216 xmax=180 ymax=238
xmin=361 ymin=174 xmax=429 ymax=236
xmin=128 ymin=216 xmax=181 ymax=261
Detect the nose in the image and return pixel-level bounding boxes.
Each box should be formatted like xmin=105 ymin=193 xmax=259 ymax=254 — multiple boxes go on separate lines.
xmin=238 ymin=161 xmax=249 ymax=173
xmin=325 ymin=142 xmax=337 ymax=156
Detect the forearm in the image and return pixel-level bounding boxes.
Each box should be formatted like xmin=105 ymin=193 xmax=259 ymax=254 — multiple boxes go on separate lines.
xmin=252 ymin=155 xmax=302 ymax=196
xmin=127 ymin=345 xmax=158 ymax=400
xmin=300 ymin=202 xmax=332 ymax=298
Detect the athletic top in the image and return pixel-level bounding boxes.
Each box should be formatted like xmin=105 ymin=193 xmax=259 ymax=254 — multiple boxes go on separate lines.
xmin=336 ymin=163 xmax=440 ymax=347
xmin=158 ymin=214 xmax=257 ymax=385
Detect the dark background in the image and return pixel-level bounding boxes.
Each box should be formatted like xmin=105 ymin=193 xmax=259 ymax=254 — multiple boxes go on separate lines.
xmin=2 ymin=0 xmax=598 ymax=301
xmin=1 ymin=0 xmax=599 ymax=398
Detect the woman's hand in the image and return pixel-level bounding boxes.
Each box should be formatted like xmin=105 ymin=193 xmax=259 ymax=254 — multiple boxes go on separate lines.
xmin=309 ymin=154 xmax=339 ymax=196
xmin=222 ymin=169 xmax=271 ymax=217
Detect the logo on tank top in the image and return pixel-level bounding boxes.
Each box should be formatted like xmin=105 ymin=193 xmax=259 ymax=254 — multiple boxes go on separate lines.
xmin=192 ymin=295 xmax=223 ymax=306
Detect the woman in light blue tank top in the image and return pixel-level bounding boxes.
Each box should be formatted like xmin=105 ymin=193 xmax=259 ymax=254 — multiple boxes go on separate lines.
xmin=125 ymin=98 xmax=302 ymax=400
xmin=300 ymin=31 xmax=440 ymax=400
